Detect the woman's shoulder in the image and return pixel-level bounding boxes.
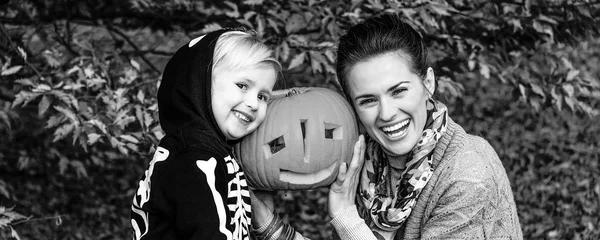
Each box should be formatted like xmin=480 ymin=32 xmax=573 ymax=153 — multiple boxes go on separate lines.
xmin=435 ymin=120 xmax=506 ymax=182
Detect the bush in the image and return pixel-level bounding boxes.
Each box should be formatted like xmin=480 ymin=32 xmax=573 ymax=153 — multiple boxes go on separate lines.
xmin=1 ymin=0 xmax=598 ymax=239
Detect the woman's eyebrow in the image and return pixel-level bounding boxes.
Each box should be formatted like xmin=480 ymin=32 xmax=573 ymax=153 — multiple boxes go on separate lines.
xmin=386 ymin=81 xmax=409 ymax=92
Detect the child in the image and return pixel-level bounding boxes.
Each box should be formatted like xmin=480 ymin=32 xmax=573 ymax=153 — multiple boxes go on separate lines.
xmin=131 ymin=28 xmax=281 ymax=240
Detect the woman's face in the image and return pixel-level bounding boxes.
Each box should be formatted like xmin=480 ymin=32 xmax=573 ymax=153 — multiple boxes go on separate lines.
xmin=346 ymin=52 xmax=435 ymax=155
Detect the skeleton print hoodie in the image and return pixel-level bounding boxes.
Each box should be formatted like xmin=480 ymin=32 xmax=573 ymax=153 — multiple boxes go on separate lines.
xmin=131 ymin=29 xmax=251 ymax=240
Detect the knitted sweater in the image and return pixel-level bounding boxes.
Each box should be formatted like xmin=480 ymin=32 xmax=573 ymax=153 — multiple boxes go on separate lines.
xmin=329 ymin=118 xmax=523 ymax=239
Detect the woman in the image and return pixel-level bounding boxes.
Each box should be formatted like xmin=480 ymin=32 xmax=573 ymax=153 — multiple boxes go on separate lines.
xmin=251 ymin=13 xmax=523 ymax=240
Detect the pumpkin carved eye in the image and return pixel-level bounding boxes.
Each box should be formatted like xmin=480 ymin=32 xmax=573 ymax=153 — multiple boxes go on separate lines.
xmin=324 ymin=123 xmax=342 ymax=139
xmin=264 ymin=135 xmax=285 ymax=158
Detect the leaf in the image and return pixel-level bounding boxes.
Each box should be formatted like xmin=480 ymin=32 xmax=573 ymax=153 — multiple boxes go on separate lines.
xmin=54 ymin=106 xmax=78 ymax=123
xmin=309 ymin=51 xmax=327 ymax=73
xmin=17 ymin=155 xmax=31 ymax=170
xmin=578 ymin=101 xmax=598 ymax=117
xmin=285 ymin=14 xmax=306 ymax=34
xmin=1 ymin=66 xmax=23 ymax=76
xmin=566 ymin=70 xmax=580 ymax=81
xmin=532 ymin=20 xmax=544 ymax=33
xmin=36 ymin=95 xmax=51 ymax=116
xmin=86 ymin=119 xmax=107 ymax=134
xmin=119 ymin=134 xmax=140 ymax=144
xmin=479 ymin=64 xmax=490 ymax=79
xmin=11 ymin=226 xmax=22 ymax=240
xmin=279 ymin=41 xmax=290 ymax=62
xmin=14 ymin=78 xmax=35 ymax=86
xmin=468 ymin=60 xmax=475 ymax=71
xmin=200 ymin=23 xmax=223 ymax=34
xmin=18 ymin=46 xmax=27 ymax=61
xmin=224 ymin=1 xmax=240 ymax=18
xmin=31 ymin=84 xmax=51 ymax=93
xmin=0 ymin=111 xmax=11 ymax=131
xmin=266 ymin=17 xmax=280 ymax=34
xmin=70 ymin=160 xmax=88 ymax=178
xmin=518 ymin=83 xmax=527 ymax=100
xmin=109 ymin=136 xmax=121 ymax=148
xmin=58 ymin=156 xmax=69 ymax=175
xmin=562 ymin=84 xmax=574 ymax=97
xmin=46 ymin=115 xmax=64 ymax=128
xmin=87 ymin=133 xmax=102 ymax=145
xmin=0 ymin=180 xmax=10 ymax=198
xmin=144 ymin=112 xmax=153 ymax=128
xmin=428 ymin=2 xmax=451 ymax=16
xmin=86 ymin=78 xmax=107 ymax=88
xmin=137 ymin=90 xmax=145 ymax=102
xmin=243 ymin=0 xmax=263 ymax=5
xmin=324 ymin=50 xmax=335 ymax=63
xmin=43 ymin=50 xmax=61 ymax=68
xmin=12 ymin=91 xmax=42 ymax=108
xmin=127 ymin=143 xmax=140 ymax=152
xmin=53 ymin=123 xmax=75 ymax=142
xmin=530 ymin=84 xmax=545 ymax=99
xmin=51 ymin=90 xmax=79 ymax=109
xmin=564 ymin=96 xmax=576 ymax=112
xmin=256 ymin=15 xmax=265 ymax=37
xmin=84 ymin=65 xmax=95 ymax=78
xmin=287 ymin=52 xmax=306 ymax=70
xmin=130 ymin=59 xmax=141 ymax=71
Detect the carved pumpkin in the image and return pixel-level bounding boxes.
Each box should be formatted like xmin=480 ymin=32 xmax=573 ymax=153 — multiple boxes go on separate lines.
xmin=234 ymin=87 xmax=359 ymax=190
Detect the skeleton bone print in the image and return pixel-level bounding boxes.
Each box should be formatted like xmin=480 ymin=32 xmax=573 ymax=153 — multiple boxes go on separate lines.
xmin=223 ymin=155 xmax=251 ymax=240
xmin=131 ymin=149 xmax=251 ymax=240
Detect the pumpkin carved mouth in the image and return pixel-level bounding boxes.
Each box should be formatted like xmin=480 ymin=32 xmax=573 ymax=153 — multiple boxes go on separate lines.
xmin=279 ymin=161 xmax=338 ymax=185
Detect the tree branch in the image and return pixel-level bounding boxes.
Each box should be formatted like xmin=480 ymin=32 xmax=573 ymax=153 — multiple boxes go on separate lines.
xmin=0 ymin=20 xmax=45 ymax=81
xmin=104 ymin=24 xmax=161 ymax=74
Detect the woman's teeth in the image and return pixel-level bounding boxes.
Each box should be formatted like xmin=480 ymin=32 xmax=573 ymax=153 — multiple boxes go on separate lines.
xmin=381 ymin=119 xmax=410 ymax=137
xmin=234 ymin=111 xmax=250 ymax=122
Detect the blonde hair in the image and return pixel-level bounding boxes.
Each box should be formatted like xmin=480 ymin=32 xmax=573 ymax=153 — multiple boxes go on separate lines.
xmin=212 ymin=30 xmax=281 ymax=75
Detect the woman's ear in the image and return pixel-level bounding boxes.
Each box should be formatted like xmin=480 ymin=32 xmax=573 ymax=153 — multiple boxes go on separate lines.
xmin=423 ymin=67 xmax=436 ymax=97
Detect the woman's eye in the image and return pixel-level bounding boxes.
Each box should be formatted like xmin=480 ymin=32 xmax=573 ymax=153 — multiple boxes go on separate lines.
xmin=392 ymin=88 xmax=406 ymax=96
xmin=358 ymin=98 xmax=376 ymax=106
xmin=236 ymin=83 xmax=248 ymax=90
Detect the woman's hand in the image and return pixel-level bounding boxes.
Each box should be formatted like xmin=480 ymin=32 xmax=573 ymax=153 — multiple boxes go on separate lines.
xmin=328 ymin=135 xmax=366 ymax=219
xmin=250 ymin=190 xmax=275 ymax=228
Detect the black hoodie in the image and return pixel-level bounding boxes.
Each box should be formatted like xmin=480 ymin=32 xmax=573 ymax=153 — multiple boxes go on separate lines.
xmin=131 ymin=29 xmax=252 ymax=240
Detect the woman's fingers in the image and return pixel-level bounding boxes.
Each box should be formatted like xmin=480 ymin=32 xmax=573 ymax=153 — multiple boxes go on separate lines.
xmin=346 ymin=135 xmax=365 ymax=181
xmin=334 ymin=162 xmax=348 ymax=188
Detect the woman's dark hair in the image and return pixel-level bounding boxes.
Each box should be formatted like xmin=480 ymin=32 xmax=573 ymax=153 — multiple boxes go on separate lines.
xmin=336 ymin=13 xmax=433 ymax=98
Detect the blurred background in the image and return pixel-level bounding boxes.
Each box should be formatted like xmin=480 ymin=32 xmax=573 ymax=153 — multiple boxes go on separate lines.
xmin=0 ymin=0 xmax=598 ymax=239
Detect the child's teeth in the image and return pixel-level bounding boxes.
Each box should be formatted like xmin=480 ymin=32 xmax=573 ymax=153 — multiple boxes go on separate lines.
xmin=235 ymin=112 xmax=249 ymax=122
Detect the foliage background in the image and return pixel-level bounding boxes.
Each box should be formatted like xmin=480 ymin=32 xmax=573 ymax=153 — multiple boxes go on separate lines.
xmin=1 ymin=0 xmax=599 ymax=239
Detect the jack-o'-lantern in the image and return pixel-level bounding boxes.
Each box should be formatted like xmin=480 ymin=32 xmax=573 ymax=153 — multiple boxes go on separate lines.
xmin=234 ymin=87 xmax=359 ymax=190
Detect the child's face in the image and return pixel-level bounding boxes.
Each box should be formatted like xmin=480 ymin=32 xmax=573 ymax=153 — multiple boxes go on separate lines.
xmin=211 ymin=65 xmax=277 ymax=140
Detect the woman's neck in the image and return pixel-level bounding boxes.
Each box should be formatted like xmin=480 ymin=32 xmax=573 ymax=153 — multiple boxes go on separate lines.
xmin=386 ymin=152 xmax=409 ymax=169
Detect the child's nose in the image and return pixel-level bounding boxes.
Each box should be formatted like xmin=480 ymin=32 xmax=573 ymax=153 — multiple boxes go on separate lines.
xmin=244 ymin=94 xmax=258 ymax=110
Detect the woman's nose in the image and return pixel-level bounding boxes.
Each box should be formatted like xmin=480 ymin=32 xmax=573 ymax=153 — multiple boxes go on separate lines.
xmin=378 ymin=98 xmax=396 ymax=121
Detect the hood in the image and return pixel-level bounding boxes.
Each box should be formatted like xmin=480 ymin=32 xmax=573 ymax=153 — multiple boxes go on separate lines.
xmin=157 ymin=29 xmax=233 ymax=142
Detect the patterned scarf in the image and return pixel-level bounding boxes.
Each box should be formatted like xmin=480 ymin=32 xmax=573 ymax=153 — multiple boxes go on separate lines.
xmin=357 ymin=99 xmax=448 ymax=239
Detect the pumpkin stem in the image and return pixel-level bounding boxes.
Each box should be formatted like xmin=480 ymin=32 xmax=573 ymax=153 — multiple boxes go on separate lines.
xmin=285 ymin=88 xmax=306 ymax=97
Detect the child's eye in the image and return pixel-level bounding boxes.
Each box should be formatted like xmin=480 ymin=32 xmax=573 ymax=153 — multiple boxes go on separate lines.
xmin=236 ymin=83 xmax=248 ymax=90
xmin=258 ymin=94 xmax=269 ymax=102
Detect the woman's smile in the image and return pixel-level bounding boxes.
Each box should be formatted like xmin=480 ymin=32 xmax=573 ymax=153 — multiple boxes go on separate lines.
xmin=380 ymin=119 xmax=410 ymax=139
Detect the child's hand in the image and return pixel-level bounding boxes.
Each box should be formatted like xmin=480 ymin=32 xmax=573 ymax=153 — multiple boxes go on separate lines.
xmin=328 ymin=135 xmax=366 ymax=219
xmin=250 ymin=190 xmax=275 ymax=228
